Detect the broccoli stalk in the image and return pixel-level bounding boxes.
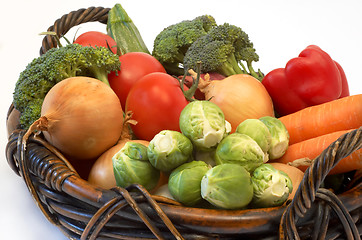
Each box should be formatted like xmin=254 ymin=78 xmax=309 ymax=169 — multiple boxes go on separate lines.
xmin=80 ymin=46 xmax=121 ymax=85
xmin=152 ymin=15 xmax=217 ymax=75
xmin=217 ymin=54 xmax=245 ymax=77
xmin=87 ymin=68 xmax=110 ymax=86
xmin=183 ymin=23 xmax=263 ymax=81
xmin=13 ymin=43 xmax=121 ymax=129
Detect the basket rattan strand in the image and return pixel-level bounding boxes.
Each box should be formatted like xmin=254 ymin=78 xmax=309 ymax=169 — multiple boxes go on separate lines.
xmin=5 ymin=6 xmax=362 ymax=240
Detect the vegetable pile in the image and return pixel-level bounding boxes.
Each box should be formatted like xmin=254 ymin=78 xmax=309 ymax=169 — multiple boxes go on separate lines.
xmin=15 ymin=3 xmax=361 ymax=211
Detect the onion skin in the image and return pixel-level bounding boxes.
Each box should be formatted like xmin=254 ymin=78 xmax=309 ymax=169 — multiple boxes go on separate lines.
xmin=40 ymin=77 xmax=124 ymax=160
xmin=199 ymin=74 xmax=275 ymax=132
xmin=88 ymin=139 xmax=149 ymax=189
xmin=89 ymin=138 xmax=169 ymax=191
xmin=268 ymin=162 xmax=304 ymax=200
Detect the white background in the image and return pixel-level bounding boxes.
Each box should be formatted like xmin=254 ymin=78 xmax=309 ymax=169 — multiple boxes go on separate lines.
xmin=0 ymin=0 xmax=361 ymax=239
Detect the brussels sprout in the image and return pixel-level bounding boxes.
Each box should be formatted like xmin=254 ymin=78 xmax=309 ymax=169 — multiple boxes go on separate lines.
xmin=251 ymin=164 xmax=293 ymax=208
xmin=147 ymin=130 xmax=193 ymax=172
xmin=113 ymin=142 xmax=160 ymax=191
xmin=236 ymin=119 xmax=272 ymax=155
xmin=259 ymin=116 xmax=289 ymax=160
xmin=168 ymin=161 xmax=210 ymax=206
xmin=153 ymin=184 xmax=175 ymax=200
xmin=194 ymin=149 xmax=216 ymax=167
xmin=179 ymin=101 xmax=228 ymax=151
xmin=201 ymin=164 xmax=253 ymax=209
xmin=215 ymin=133 xmax=265 ymax=172
xmin=225 ymin=120 xmax=232 ymax=135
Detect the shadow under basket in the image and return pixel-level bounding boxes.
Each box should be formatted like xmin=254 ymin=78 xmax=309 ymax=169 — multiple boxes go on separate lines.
xmin=5 ymin=6 xmax=362 ymax=240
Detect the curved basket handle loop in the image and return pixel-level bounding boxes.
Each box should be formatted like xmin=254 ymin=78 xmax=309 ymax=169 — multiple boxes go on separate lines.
xmin=280 ymin=127 xmax=362 ymax=240
xmin=40 ymin=6 xmax=110 ymax=55
xmin=15 ymin=130 xmax=63 ymax=225
xmin=81 ymin=184 xmax=184 ymax=240
xmin=315 ymin=188 xmax=360 ymax=239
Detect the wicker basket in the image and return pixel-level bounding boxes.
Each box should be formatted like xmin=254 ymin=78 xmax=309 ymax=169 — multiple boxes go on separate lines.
xmin=5 ymin=6 xmax=362 ymax=240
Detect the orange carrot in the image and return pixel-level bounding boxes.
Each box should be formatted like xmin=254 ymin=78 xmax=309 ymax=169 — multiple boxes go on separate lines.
xmin=274 ymin=129 xmax=362 ymax=175
xmin=279 ymin=94 xmax=362 ymax=145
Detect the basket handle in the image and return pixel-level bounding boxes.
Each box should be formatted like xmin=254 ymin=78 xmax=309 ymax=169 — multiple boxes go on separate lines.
xmin=40 ymin=6 xmax=110 ymax=55
xmin=279 ymin=127 xmax=362 ymax=240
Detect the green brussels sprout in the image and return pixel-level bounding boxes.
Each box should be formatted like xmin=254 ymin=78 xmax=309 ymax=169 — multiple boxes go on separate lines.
xmin=225 ymin=120 xmax=232 ymax=135
xmin=179 ymin=101 xmax=228 ymax=151
xmin=201 ymin=164 xmax=253 ymax=209
xmin=168 ymin=161 xmax=210 ymax=206
xmin=194 ymin=149 xmax=216 ymax=167
xmin=113 ymin=142 xmax=160 ymax=191
xmin=251 ymin=164 xmax=293 ymax=208
xmin=147 ymin=130 xmax=193 ymax=172
xmin=153 ymin=184 xmax=175 ymax=200
xmin=259 ymin=116 xmax=289 ymax=160
xmin=215 ymin=133 xmax=265 ymax=172
xmin=236 ymin=118 xmax=272 ymax=154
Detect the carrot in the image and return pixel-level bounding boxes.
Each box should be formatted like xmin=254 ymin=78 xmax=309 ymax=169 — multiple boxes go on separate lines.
xmin=279 ymin=94 xmax=362 ymax=145
xmin=274 ymin=129 xmax=362 ymax=175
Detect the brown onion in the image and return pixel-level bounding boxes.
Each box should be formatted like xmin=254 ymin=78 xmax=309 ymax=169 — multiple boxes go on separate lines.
xmin=88 ymin=138 xmax=150 ymax=189
xmin=24 ymin=77 xmax=124 ymax=161
xmin=88 ymin=112 xmax=170 ymax=190
xmin=88 ymin=112 xmax=149 ymax=188
xmin=192 ymin=71 xmax=275 ymax=132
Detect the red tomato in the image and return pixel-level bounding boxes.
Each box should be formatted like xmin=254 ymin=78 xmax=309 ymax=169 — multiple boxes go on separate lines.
xmin=125 ymin=72 xmax=188 ymax=141
xmin=74 ymin=31 xmax=118 ymax=54
xmin=108 ymin=52 xmax=166 ymax=110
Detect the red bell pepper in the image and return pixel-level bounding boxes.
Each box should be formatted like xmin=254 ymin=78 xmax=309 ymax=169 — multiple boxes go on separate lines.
xmin=262 ymin=45 xmax=349 ymax=116
xmin=334 ymin=60 xmax=350 ymax=98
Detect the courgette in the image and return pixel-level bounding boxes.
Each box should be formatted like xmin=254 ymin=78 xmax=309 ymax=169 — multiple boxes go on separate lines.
xmin=107 ymin=3 xmax=150 ymax=55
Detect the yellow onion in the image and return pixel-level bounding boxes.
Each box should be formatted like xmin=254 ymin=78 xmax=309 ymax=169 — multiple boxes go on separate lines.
xmin=195 ymin=72 xmax=275 ymax=132
xmin=88 ymin=112 xmax=149 ymax=189
xmin=24 ymin=76 xmax=124 ymax=161
xmin=88 ymin=112 xmax=169 ymax=190
xmin=88 ymin=137 xmax=149 ymax=189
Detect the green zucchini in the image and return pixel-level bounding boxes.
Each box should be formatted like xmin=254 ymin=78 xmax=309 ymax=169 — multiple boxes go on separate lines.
xmin=107 ymin=3 xmax=150 ymax=55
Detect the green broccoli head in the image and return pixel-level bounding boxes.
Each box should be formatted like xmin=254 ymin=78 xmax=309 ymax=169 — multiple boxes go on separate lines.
xmin=184 ymin=38 xmax=236 ymax=76
xmin=183 ymin=23 xmax=263 ymax=80
xmin=13 ymin=43 xmax=121 ymax=129
xmin=78 ymin=45 xmax=122 ymax=83
xmin=152 ymin=15 xmax=217 ymax=75
xmin=16 ymin=99 xmax=43 ymax=130
xmin=194 ymin=15 xmax=217 ymax=32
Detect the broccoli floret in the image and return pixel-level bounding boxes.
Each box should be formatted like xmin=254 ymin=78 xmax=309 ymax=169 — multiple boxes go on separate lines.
xmin=13 ymin=43 xmax=121 ymax=129
xmin=183 ymin=23 xmax=263 ymax=80
xmin=152 ymin=15 xmax=217 ymax=75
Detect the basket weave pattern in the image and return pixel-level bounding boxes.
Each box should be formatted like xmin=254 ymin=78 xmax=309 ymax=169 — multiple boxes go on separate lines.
xmin=5 ymin=6 xmax=362 ymax=240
